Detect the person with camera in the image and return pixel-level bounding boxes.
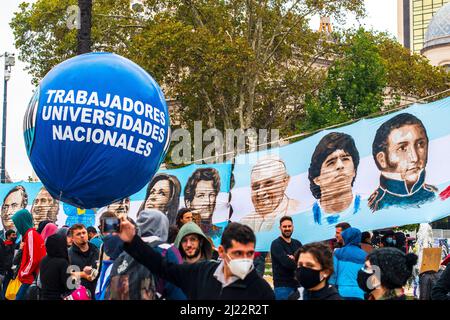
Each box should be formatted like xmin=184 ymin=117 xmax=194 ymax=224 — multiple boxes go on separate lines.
xmin=68 ymin=224 xmax=100 ymax=299
xmin=117 ymin=217 xmax=274 ymax=300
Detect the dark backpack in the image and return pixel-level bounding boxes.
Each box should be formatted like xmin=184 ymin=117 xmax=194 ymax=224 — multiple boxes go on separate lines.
xmin=108 ymin=241 xmax=167 ymax=300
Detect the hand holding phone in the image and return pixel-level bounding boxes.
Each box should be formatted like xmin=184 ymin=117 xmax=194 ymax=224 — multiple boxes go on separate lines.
xmin=100 ymin=217 xmax=120 ymax=234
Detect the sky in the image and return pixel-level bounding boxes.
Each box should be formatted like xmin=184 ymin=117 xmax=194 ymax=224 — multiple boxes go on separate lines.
xmin=0 ymin=0 xmax=398 ymax=181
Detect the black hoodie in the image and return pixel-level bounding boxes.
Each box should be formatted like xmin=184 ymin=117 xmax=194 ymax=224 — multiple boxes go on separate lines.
xmin=40 ymin=234 xmax=72 ymax=300
xmin=288 ymin=284 xmax=342 ymax=300
xmin=68 ymin=241 xmax=99 ymax=298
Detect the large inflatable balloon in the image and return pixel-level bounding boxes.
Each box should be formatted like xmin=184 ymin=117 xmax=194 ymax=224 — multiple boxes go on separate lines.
xmin=23 ymin=52 xmax=171 ymax=209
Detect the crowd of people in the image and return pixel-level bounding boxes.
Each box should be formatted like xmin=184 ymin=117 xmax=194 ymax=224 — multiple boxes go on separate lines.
xmin=0 ymin=206 xmax=449 ymax=301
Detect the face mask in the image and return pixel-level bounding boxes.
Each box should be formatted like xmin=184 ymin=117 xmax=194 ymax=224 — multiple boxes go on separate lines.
xmin=226 ymin=254 xmax=253 ymax=280
xmin=296 ymin=266 xmax=324 ymax=289
xmin=103 ymin=234 xmax=124 ymax=260
xmin=357 ymin=269 xmax=377 ymax=293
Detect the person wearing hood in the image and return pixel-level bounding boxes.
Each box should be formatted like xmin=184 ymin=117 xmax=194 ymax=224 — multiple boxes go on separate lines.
xmin=39 ymin=233 xmax=72 ymax=300
xmin=109 ymin=209 xmax=185 ymax=300
xmin=174 ymin=222 xmax=213 ymax=264
xmin=329 ymin=227 xmax=367 ymax=300
xmin=11 ymin=209 xmax=46 ymax=300
xmin=41 ymin=223 xmax=58 ymax=243
xmin=36 ymin=220 xmax=53 ymax=234
xmin=118 ymin=219 xmax=274 ymax=300
xmin=56 ymin=226 xmax=72 ymax=248
xmin=95 ymin=232 xmax=125 ymax=300
xmin=358 ymin=248 xmax=418 ymax=300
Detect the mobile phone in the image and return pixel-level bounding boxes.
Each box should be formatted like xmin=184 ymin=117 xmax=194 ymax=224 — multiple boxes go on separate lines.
xmin=101 ymin=217 xmax=120 ymax=234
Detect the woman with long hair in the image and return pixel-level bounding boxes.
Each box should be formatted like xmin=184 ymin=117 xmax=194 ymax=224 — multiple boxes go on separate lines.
xmin=138 ymin=174 xmax=181 ymax=225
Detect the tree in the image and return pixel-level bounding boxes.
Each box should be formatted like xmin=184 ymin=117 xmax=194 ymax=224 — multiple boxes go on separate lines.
xmin=11 ymin=0 xmax=365 ymax=134
xmin=300 ymin=28 xmax=450 ymax=132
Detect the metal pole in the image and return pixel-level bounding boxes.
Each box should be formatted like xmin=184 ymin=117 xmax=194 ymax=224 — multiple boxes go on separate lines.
xmin=1 ymin=66 xmax=7 ymax=184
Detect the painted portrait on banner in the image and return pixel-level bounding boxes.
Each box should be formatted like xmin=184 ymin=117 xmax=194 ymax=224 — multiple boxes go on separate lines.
xmin=138 ymin=174 xmax=181 ymax=225
xmin=30 ymin=187 xmax=60 ymax=227
xmin=308 ymin=132 xmax=361 ymax=225
xmin=1 ymin=185 xmax=28 ymax=231
xmin=369 ymin=113 xmax=437 ymax=212
xmin=184 ymin=168 xmax=222 ymax=237
xmin=107 ymin=197 xmax=131 ymax=217
xmin=239 ymin=155 xmax=300 ymax=232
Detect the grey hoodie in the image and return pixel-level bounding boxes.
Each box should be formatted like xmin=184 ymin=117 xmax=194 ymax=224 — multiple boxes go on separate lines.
xmin=136 ymin=209 xmax=169 ymax=242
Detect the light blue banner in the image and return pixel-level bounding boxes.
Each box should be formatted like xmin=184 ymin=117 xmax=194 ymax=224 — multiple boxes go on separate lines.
xmin=231 ymin=97 xmax=450 ymax=251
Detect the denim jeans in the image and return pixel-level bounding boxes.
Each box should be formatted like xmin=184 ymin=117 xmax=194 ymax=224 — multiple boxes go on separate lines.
xmin=274 ymin=286 xmax=296 ymax=300
xmin=15 ymin=283 xmax=31 ymax=300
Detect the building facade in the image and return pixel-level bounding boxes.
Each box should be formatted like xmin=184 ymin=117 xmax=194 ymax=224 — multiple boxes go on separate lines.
xmin=397 ymin=0 xmax=449 ymax=52
xmin=421 ymin=3 xmax=450 ymax=68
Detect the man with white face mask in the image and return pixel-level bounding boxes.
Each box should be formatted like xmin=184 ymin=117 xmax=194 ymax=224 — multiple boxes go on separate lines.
xmin=117 ymin=219 xmax=274 ymax=300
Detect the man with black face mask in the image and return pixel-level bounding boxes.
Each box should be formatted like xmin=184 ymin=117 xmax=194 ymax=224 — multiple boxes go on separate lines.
xmin=270 ymin=216 xmax=302 ymax=300
xmin=118 ymin=219 xmax=274 ymax=300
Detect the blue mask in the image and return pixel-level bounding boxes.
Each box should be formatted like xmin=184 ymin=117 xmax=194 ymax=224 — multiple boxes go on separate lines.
xmin=103 ymin=234 xmax=124 ymax=260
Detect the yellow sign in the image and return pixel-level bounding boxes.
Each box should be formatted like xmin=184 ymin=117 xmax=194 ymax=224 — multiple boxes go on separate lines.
xmin=420 ymin=247 xmax=442 ymax=274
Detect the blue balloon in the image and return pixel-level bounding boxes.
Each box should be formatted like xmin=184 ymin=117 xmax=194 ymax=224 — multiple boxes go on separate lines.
xmin=24 ymin=52 xmax=171 ymax=209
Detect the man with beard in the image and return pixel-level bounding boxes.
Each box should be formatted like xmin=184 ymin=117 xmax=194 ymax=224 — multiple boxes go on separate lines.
xmin=240 ymin=156 xmax=300 ymax=232
xmin=31 ymin=187 xmax=60 ymax=228
xmin=174 ymin=222 xmax=213 ymax=264
xmin=106 ymin=197 xmax=130 ymax=217
xmin=308 ymin=132 xmax=361 ymax=225
xmin=270 ymin=216 xmax=302 ymax=300
xmin=1 ymin=186 xmax=28 ymax=238
xmin=369 ymin=113 xmax=437 ymax=212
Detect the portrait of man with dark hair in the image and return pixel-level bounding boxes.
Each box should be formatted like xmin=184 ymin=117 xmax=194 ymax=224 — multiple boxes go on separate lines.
xmin=184 ymin=168 xmax=221 ymax=237
xmin=240 ymin=155 xmax=300 ymax=232
xmin=308 ymin=132 xmax=361 ymax=225
xmin=1 ymin=185 xmax=28 ymax=231
xmin=107 ymin=197 xmax=131 ymax=217
xmin=138 ymin=174 xmax=181 ymax=225
xmin=369 ymin=113 xmax=437 ymax=212
xmin=31 ymin=187 xmax=60 ymax=228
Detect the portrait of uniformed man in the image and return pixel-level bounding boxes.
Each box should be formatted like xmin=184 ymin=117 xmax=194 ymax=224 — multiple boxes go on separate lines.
xmin=138 ymin=174 xmax=181 ymax=225
xmin=308 ymin=132 xmax=361 ymax=225
xmin=184 ymin=168 xmax=221 ymax=237
xmin=369 ymin=113 xmax=437 ymax=212
xmin=1 ymin=185 xmax=28 ymax=232
xmin=107 ymin=197 xmax=131 ymax=217
xmin=240 ymin=155 xmax=300 ymax=232
xmin=31 ymin=187 xmax=60 ymax=227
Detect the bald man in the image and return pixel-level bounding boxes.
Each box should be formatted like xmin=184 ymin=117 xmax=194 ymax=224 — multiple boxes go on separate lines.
xmin=31 ymin=187 xmax=60 ymax=228
xmin=240 ymin=156 xmax=300 ymax=232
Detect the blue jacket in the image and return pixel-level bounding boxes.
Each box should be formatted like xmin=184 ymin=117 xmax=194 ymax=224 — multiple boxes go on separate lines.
xmin=90 ymin=236 xmax=103 ymax=249
xmin=329 ymin=227 xmax=367 ymax=299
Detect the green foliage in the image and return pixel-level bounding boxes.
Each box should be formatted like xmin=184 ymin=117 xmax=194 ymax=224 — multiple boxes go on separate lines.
xmin=11 ymin=0 xmax=365 ymax=134
xmin=300 ymin=28 xmax=450 ymax=133
xmin=301 ymin=28 xmax=387 ymax=131
xmin=10 ymin=1 xmax=449 ymax=145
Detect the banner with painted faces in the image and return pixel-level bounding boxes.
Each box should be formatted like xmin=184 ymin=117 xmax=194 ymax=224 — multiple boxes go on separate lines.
xmin=3 ymin=97 xmax=450 ymax=250
xmin=231 ymin=97 xmax=450 ymax=251
xmin=0 ymin=162 xmax=232 ymax=245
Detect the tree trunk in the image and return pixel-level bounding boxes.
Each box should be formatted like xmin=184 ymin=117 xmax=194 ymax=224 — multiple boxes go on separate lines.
xmin=77 ymin=0 xmax=92 ymax=55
